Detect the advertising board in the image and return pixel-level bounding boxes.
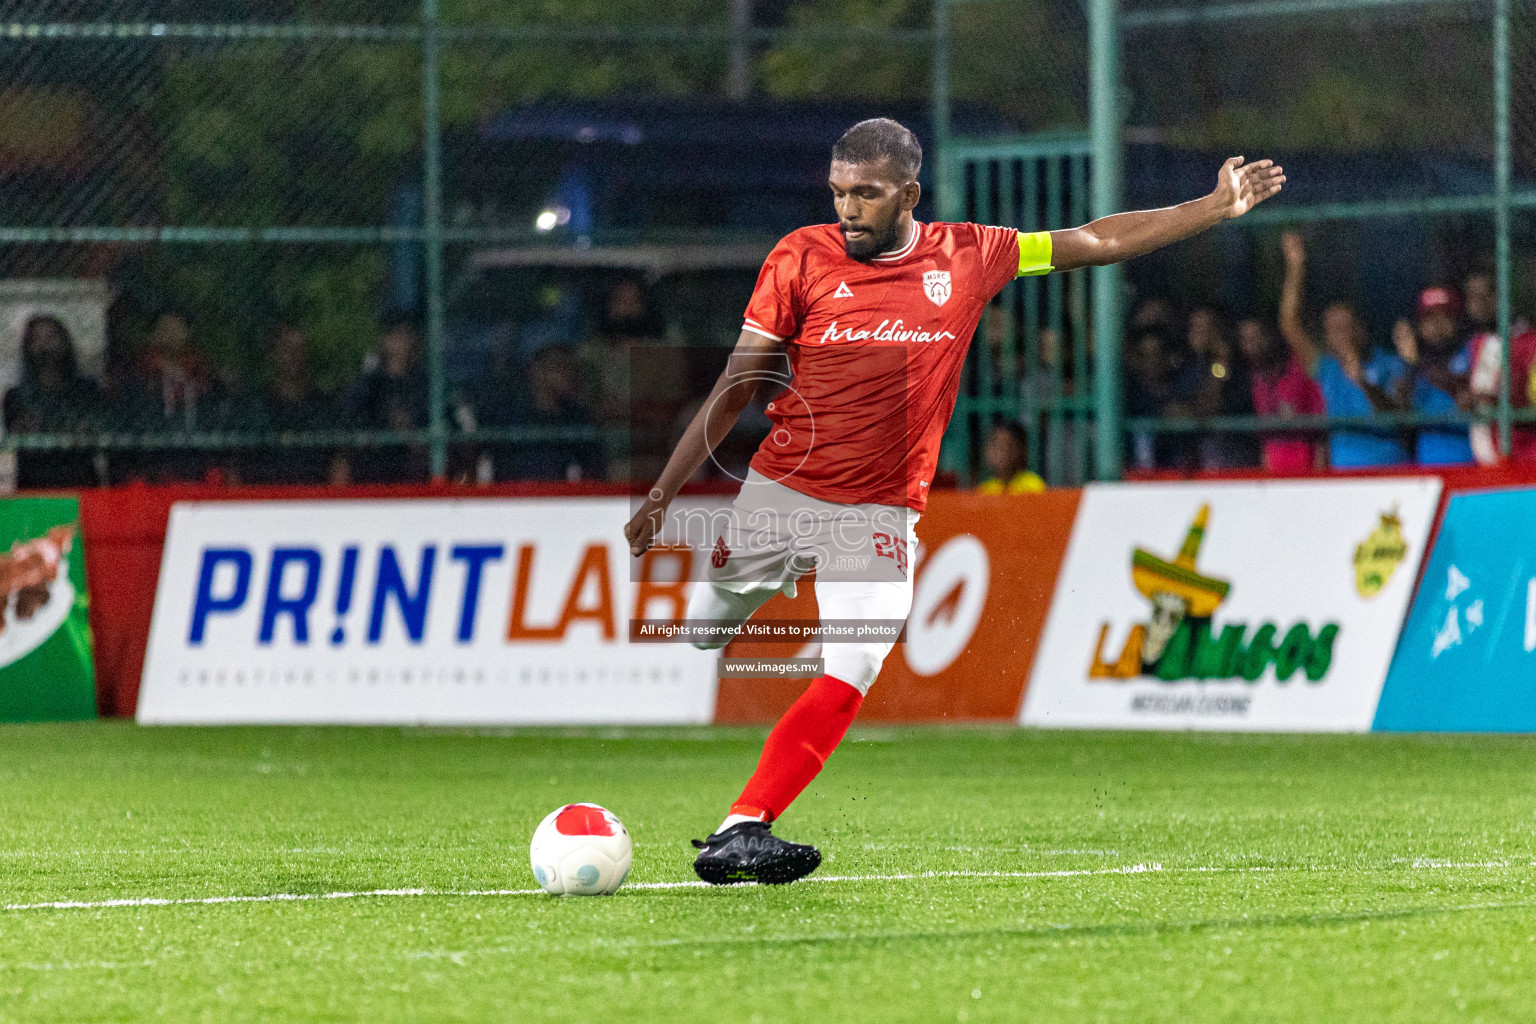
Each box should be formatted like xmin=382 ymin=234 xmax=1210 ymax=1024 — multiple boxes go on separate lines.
xmin=138 ymin=498 xmax=720 ymax=724
xmin=0 ymin=497 xmax=94 ymax=721
xmin=1022 ymin=479 xmax=1441 ymax=731
xmin=1376 ymin=487 xmax=1536 ymax=731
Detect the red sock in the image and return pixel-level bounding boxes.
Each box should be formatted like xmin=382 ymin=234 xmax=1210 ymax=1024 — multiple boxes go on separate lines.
xmin=731 ymin=675 xmax=863 ymax=822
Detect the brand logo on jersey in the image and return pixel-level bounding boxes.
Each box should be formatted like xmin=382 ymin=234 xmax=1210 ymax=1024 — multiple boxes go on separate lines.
xmin=922 ymin=270 xmax=952 ymax=307
xmin=818 ymin=319 xmax=958 ymax=346
xmin=834 ymin=281 xmax=854 ymax=299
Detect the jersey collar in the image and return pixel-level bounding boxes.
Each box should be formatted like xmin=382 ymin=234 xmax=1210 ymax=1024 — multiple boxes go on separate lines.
xmin=869 ymin=221 xmax=922 ymax=263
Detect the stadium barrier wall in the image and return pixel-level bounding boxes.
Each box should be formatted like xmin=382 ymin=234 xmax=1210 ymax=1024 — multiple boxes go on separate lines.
xmin=1376 ymin=487 xmax=1536 ymax=732
xmin=125 ymin=487 xmax=1081 ymax=725
xmin=68 ymin=467 xmax=1536 ymax=725
xmin=79 ymin=481 xmax=647 ymax=718
xmin=1022 ymin=478 xmax=1443 ymax=732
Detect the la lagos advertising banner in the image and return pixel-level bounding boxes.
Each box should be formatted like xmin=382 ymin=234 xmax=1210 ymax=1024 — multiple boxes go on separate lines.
xmin=0 ymin=496 xmax=95 ymax=721
xmin=137 ymin=498 xmax=725 ymax=725
xmin=1375 ymin=487 xmax=1536 ymax=732
xmin=1021 ymin=479 xmax=1441 ymax=732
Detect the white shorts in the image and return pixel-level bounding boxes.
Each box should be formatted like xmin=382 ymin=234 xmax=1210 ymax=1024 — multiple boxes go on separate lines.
xmin=707 ymin=471 xmax=918 ymax=593
xmin=687 ymin=471 xmax=919 ymax=694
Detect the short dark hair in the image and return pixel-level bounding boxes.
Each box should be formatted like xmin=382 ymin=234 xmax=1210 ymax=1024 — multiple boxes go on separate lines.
xmin=990 ymin=419 xmax=1029 ymax=450
xmin=831 ymin=118 xmax=922 ymax=181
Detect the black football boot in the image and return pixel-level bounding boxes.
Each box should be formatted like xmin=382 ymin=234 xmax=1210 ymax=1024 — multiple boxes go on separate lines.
xmin=691 ymin=821 xmax=822 ymax=885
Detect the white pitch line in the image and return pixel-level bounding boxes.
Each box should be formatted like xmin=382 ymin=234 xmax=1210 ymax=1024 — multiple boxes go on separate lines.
xmin=2 ymin=859 xmax=1526 ymax=914
xmin=0 ymin=865 xmax=1164 ymax=912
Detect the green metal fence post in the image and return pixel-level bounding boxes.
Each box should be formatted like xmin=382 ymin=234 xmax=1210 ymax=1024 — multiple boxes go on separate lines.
xmin=1089 ymin=0 xmax=1123 ymax=480
xmin=932 ymin=0 xmax=953 ymax=220
xmin=422 ymin=0 xmax=448 ymax=479
xmin=1496 ymin=0 xmax=1513 ymax=456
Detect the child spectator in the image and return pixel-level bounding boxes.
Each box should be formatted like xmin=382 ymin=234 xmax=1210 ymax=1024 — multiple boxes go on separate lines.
xmin=977 ymin=420 xmax=1045 ymax=494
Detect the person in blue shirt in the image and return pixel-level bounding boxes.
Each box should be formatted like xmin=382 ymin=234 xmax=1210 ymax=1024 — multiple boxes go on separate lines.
xmin=1392 ymin=287 xmax=1475 ymax=465
xmin=1280 ymin=232 xmax=1409 ymax=468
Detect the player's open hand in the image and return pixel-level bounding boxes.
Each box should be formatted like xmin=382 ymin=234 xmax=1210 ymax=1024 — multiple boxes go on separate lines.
xmin=1212 ymin=156 xmax=1285 ymax=220
xmin=625 ymin=497 xmax=667 ymax=558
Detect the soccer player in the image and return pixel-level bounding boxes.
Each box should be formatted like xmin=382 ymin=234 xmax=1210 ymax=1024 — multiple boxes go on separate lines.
xmin=624 ymin=118 xmax=1284 ymax=885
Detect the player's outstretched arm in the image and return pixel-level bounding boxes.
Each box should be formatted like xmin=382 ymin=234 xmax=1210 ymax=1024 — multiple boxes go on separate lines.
xmin=624 ymin=329 xmax=785 ymax=557
xmin=1048 ymin=156 xmax=1285 ymax=272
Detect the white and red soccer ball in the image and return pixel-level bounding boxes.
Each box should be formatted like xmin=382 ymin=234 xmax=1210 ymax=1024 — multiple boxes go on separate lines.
xmin=529 ymin=803 xmax=633 ymax=895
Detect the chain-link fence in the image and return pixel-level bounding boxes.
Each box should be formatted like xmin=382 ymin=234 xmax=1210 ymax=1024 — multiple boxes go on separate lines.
xmin=939 ymin=0 xmax=1534 ymax=486
xmin=4 ymin=0 xmax=1527 ymax=491
xmin=0 ymin=2 xmax=999 ymax=490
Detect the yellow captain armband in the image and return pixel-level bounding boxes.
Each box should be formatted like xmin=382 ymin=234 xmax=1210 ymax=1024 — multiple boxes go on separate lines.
xmin=1018 ymin=230 xmax=1053 ymax=277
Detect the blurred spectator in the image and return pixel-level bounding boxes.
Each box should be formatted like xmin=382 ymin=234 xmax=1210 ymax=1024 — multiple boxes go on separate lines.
xmin=1392 ymin=287 xmax=1474 ymax=466
xmin=1499 ymin=325 xmax=1536 ymax=464
xmin=1125 ymin=325 xmax=1187 ymax=471
xmin=1130 ymin=296 xmax=1176 ymax=334
xmin=1170 ymin=306 xmax=1258 ymax=469
xmin=246 ymin=324 xmax=344 ymax=485
xmin=1280 ymin=233 xmax=1409 ymax=468
xmin=3 ymin=315 xmax=103 ymax=489
xmin=1460 ymin=271 xmax=1512 ymax=465
xmin=114 ymin=309 xmax=216 ymax=483
xmin=338 ymin=314 xmax=430 ymax=483
xmin=582 ymin=280 xmax=663 ymax=477
xmin=976 ymin=420 xmax=1045 ymax=494
xmin=501 ymin=345 xmax=604 ymax=482
xmin=1240 ymin=316 xmax=1323 ymax=473
xmin=1464 ymin=270 xmax=1496 ymax=337
xmin=585 ymin=280 xmax=686 ymax=482
xmin=1028 ymin=325 xmax=1087 ymax=485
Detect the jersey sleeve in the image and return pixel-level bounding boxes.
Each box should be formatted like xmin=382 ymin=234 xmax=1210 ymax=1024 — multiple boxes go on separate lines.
xmin=975 ymin=224 xmax=1023 ymax=297
xmin=742 ymin=236 xmax=805 ymax=342
xmin=975 ymin=224 xmax=1053 ymax=297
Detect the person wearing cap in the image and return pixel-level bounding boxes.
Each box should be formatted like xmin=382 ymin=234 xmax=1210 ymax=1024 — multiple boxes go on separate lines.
xmin=1392 ymin=286 xmax=1474 ymax=466
xmin=1279 ymin=232 xmax=1410 ymax=468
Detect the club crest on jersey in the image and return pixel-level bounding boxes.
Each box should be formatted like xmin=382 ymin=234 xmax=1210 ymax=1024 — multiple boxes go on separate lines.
xmin=922 ymin=270 xmax=952 ymax=307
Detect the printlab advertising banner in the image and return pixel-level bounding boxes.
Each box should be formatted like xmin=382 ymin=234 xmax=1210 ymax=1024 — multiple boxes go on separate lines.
xmin=1022 ymin=478 xmax=1441 ymax=732
xmin=0 ymin=497 xmax=95 ymax=721
xmin=138 ymin=499 xmax=724 ymax=725
xmin=1376 ymin=487 xmax=1536 ymax=732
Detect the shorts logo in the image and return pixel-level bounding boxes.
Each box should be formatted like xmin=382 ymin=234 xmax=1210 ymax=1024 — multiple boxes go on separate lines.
xmin=873 ymin=532 xmax=909 ymax=574
xmin=711 ymin=536 xmax=731 ymax=569
xmin=922 ymin=270 xmax=952 ymax=307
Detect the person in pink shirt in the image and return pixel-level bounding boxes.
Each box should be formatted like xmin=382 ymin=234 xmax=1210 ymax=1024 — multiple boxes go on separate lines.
xmin=1240 ymin=316 xmax=1323 ymax=473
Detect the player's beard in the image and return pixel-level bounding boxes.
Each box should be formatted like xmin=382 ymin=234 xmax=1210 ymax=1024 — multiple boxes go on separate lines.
xmin=841 ymin=216 xmax=902 ymax=261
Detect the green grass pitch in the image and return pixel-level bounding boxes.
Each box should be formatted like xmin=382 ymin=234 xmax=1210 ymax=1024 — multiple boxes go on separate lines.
xmin=2 ymin=722 xmax=1535 ymax=1022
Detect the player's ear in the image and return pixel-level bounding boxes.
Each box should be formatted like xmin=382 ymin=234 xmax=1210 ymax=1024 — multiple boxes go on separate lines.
xmin=901 ymin=180 xmax=921 ymax=212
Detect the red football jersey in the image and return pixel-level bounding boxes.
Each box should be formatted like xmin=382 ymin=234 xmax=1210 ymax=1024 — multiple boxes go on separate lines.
xmin=741 ymin=221 xmax=1022 ymax=510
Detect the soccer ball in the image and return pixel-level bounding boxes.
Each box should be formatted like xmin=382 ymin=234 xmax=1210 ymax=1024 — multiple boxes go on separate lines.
xmin=529 ymin=803 xmax=633 ymax=895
